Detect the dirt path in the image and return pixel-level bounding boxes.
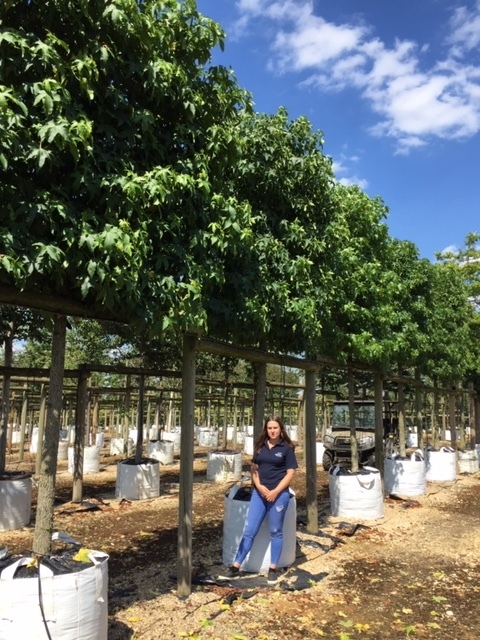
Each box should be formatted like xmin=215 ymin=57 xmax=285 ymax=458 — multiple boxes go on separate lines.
xmin=1 ymin=449 xmax=479 ymax=639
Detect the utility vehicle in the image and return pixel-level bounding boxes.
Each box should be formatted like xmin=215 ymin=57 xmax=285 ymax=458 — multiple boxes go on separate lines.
xmin=322 ymin=400 xmax=398 ymax=470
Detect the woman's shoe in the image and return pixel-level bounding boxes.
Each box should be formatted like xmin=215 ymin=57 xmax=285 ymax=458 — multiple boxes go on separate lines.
xmin=217 ymin=565 xmax=240 ymax=581
xmin=267 ymin=568 xmax=277 ymax=585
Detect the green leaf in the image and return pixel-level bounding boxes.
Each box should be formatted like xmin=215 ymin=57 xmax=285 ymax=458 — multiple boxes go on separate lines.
xmin=432 ymin=595 xmax=447 ymax=603
xmin=339 ymin=620 xmax=354 ymax=628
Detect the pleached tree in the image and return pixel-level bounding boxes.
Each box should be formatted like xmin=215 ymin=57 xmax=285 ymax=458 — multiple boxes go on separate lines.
xmin=0 ymin=0 xmax=254 ymax=555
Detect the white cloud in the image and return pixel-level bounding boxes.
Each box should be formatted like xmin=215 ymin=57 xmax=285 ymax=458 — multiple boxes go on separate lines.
xmin=439 ymin=244 xmax=459 ymax=255
xmin=332 ymin=157 xmax=368 ymax=190
xmin=271 ymin=18 xmax=366 ymax=72
xmin=448 ymin=1 xmax=480 ymax=56
xmin=337 ymin=175 xmax=369 ymax=189
xmin=232 ymin=0 xmax=480 ymax=152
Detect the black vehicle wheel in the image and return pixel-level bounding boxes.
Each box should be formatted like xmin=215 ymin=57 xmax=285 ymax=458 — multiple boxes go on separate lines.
xmin=364 ymin=453 xmax=376 ymax=468
xmin=322 ymin=450 xmax=334 ymax=471
xmin=384 ymin=437 xmax=399 ymax=458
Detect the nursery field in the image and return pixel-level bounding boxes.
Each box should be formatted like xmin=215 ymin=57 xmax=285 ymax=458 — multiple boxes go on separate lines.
xmin=1 ymin=443 xmax=480 ymax=640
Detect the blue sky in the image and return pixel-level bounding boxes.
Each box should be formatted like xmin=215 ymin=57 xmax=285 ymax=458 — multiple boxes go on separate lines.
xmin=195 ymin=0 xmax=479 ymax=262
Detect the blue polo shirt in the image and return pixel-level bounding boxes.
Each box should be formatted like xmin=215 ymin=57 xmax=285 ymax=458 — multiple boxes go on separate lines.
xmin=252 ymin=440 xmax=298 ymax=490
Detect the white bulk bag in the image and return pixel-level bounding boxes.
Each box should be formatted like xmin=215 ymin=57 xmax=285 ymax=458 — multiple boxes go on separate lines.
xmin=115 ymin=459 xmax=160 ymax=500
xmin=160 ymin=430 xmax=181 ymax=453
xmin=95 ymin=432 xmax=105 ymax=449
xmin=406 ymin=431 xmax=418 ymax=448
xmin=148 ymin=427 xmax=159 ymax=441
xmin=329 ymin=466 xmax=384 ymax=520
xmin=243 ymin=436 xmax=254 ymax=456
xmin=222 ymin=479 xmax=297 ymax=573
xmin=198 ymin=429 xmax=219 ymax=448
xmin=287 ymin=425 xmax=298 ymax=442
xmin=147 ymin=440 xmax=174 ymax=465
xmin=316 ymin=442 xmax=325 ymax=464
xmin=29 ymin=427 xmax=39 ymax=454
xmin=0 ymin=533 xmax=108 ymax=640
xmin=425 ymin=447 xmax=456 ymax=482
xmin=457 ymin=450 xmax=478 ymax=474
xmin=207 ymin=450 xmax=242 ymax=482
xmin=0 ymin=472 xmax=32 ymax=532
xmin=384 ymin=451 xmax=426 ymax=496
xmin=57 ymin=440 xmax=69 ymax=461
xmin=67 ymin=446 xmax=100 ymax=475
xmin=110 ymin=437 xmax=134 ymax=456
xmin=235 ymin=431 xmax=245 ymax=445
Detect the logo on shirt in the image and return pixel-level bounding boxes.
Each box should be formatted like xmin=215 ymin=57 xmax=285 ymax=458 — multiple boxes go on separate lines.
xmin=274 ymin=452 xmax=284 ymax=458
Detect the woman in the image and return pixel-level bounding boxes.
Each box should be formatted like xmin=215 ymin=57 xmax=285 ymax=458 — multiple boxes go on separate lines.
xmin=220 ymin=416 xmax=298 ymax=585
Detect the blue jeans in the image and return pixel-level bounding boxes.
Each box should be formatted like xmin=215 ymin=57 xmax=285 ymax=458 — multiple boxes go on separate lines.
xmin=234 ymin=488 xmax=291 ymax=567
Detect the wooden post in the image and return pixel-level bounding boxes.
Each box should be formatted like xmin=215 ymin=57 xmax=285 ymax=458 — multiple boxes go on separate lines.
xmin=432 ymin=384 xmax=440 ymax=449
xmin=146 ymin=397 xmax=152 ymax=433
xmin=18 ymin=386 xmax=28 ymax=461
xmin=222 ymin=380 xmax=229 ymax=449
xmin=253 ymin=362 xmax=267 ymax=441
xmin=135 ymin=374 xmax=145 ymax=464
xmin=7 ymin=392 xmax=14 ymax=454
xmin=475 ymin=395 xmax=480 ymax=445
xmin=92 ymin=394 xmax=99 ymax=443
xmin=232 ymin=389 xmax=238 ymax=448
xmin=0 ymin=335 xmax=13 ymax=474
xmin=304 ymin=369 xmax=318 ymax=534
xmin=72 ymin=370 xmax=88 ymax=504
xmin=415 ymin=370 xmax=423 ymax=450
xmin=374 ymin=372 xmax=384 ymax=477
xmin=177 ymin=334 xmax=196 ymax=597
xmin=468 ymin=381 xmax=476 ymax=444
xmin=124 ymin=375 xmax=131 ymax=443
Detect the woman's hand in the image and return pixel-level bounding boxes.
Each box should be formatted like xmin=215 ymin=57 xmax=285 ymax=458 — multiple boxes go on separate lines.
xmin=256 ymin=484 xmax=270 ymax=500
xmin=264 ymin=487 xmax=279 ymax=502
xmin=266 ymin=469 xmax=295 ymax=502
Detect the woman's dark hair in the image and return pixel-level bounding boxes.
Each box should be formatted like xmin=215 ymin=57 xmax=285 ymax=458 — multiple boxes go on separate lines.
xmin=254 ymin=415 xmax=295 ymax=453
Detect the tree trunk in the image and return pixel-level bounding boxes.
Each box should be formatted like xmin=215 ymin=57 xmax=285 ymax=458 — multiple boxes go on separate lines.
xmin=449 ymin=383 xmax=459 ymax=449
xmin=72 ymin=370 xmax=88 ymax=503
xmin=468 ymin=381 xmax=476 ymax=445
xmin=0 ymin=333 xmax=13 ymax=474
xmin=398 ymin=377 xmax=406 ymax=458
xmin=221 ymin=361 xmax=229 ymax=449
xmin=348 ymin=368 xmax=359 ymax=472
xmin=415 ymin=369 xmax=423 ymax=450
xmin=432 ymin=382 xmax=440 ymax=449
xmin=177 ymin=333 xmax=196 ymax=597
xmin=475 ymin=396 xmax=480 ymax=446
xmin=304 ymin=369 xmax=318 ymax=534
xmin=35 ymin=386 xmax=47 ymax=476
xmin=33 ymin=314 xmax=67 ymax=556
xmin=135 ymin=374 xmax=145 ymax=464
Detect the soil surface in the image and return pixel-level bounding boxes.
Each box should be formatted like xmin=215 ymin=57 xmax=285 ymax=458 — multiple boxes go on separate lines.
xmin=1 ymin=442 xmax=480 ymax=640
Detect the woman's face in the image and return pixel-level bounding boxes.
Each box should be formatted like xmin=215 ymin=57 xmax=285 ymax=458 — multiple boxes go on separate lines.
xmin=266 ymin=420 xmax=281 ymax=441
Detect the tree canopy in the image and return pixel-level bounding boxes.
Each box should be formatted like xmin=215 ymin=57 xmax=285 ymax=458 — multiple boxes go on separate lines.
xmin=436 ymin=232 xmax=480 ymax=383
xmin=1 ymin=0 xmax=478 ymax=386
xmin=0 ymin=0 xmax=252 ymax=335
xmin=204 ymin=108 xmax=336 ymax=354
